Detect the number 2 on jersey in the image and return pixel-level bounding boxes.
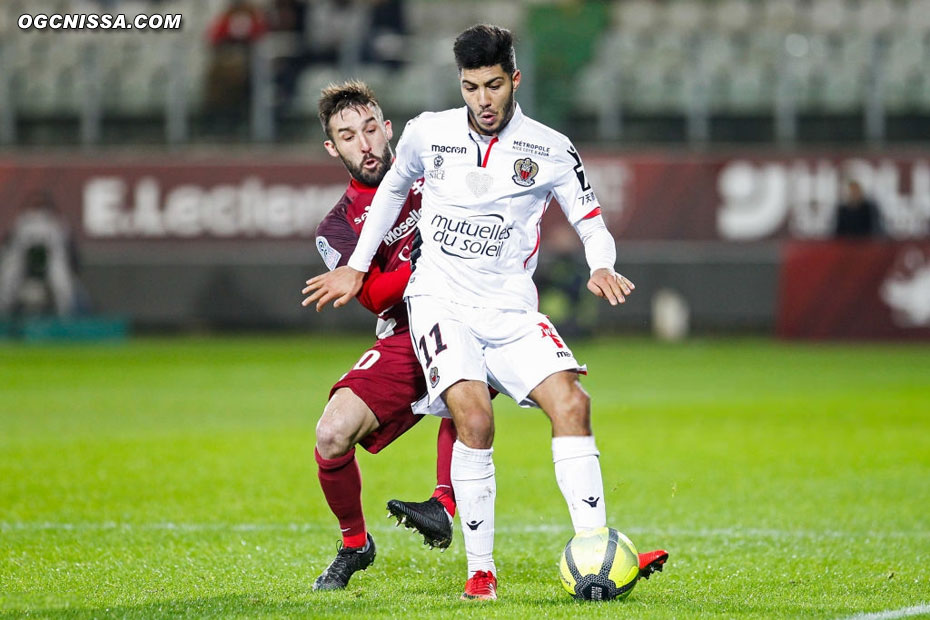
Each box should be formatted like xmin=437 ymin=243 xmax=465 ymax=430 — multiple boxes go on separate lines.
xmin=417 ymin=323 xmax=448 ymax=367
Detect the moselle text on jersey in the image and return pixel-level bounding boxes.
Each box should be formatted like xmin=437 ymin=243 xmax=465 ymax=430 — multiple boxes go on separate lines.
xmin=315 ymin=178 xmax=423 ymax=337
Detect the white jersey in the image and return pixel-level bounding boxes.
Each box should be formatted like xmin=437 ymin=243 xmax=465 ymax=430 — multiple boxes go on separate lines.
xmin=348 ymin=104 xmax=603 ymax=311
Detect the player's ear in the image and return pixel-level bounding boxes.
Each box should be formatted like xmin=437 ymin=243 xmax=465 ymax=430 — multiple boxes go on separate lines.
xmin=512 ymin=69 xmax=521 ymax=92
xmin=384 ymin=119 xmax=393 ymax=141
xmin=323 ymin=140 xmax=340 ymax=158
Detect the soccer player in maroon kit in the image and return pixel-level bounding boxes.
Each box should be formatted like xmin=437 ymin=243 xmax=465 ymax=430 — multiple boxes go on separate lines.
xmin=306 ymin=81 xmax=458 ymax=591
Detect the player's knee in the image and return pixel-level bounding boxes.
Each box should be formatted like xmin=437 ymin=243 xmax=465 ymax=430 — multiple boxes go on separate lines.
xmin=315 ymin=416 xmax=354 ymax=459
xmin=456 ymin=409 xmax=494 ymax=448
xmin=552 ymin=383 xmax=592 ymax=431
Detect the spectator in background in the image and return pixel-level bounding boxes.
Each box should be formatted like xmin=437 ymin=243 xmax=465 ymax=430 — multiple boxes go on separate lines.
xmin=302 ymin=0 xmax=408 ymax=70
xmin=835 ymin=180 xmax=882 ymax=238
xmin=0 ymin=193 xmax=83 ymax=318
xmin=362 ymin=0 xmax=408 ymax=70
xmin=204 ymin=0 xmax=268 ymax=133
xmin=271 ymin=0 xmax=409 ymax=116
xmin=268 ymin=0 xmax=309 ymax=115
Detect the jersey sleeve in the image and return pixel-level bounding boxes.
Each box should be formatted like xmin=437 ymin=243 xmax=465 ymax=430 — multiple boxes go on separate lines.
xmin=391 ymin=116 xmax=427 ymax=181
xmin=347 ymin=119 xmax=426 ymax=273
xmin=357 ymin=262 xmax=412 ymax=314
xmin=315 ymin=208 xmax=359 ymax=270
xmin=551 ymin=141 xmax=601 ymax=226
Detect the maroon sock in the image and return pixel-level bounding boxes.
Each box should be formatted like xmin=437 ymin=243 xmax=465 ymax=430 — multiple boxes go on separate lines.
xmin=432 ymin=418 xmax=457 ymax=517
xmin=315 ymin=446 xmax=367 ymax=548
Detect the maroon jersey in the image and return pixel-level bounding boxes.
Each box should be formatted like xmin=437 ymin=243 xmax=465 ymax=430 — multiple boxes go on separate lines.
xmin=315 ymin=178 xmax=423 ymax=336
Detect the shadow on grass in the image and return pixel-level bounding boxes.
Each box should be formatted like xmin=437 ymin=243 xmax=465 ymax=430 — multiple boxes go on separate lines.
xmin=2 ymin=593 xmax=374 ymax=619
xmin=1 ymin=590 xmax=600 ymax=619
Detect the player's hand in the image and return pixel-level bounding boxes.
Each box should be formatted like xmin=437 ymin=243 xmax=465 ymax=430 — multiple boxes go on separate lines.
xmin=301 ymin=266 xmax=365 ymax=312
xmin=587 ymin=268 xmax=634 ymax=306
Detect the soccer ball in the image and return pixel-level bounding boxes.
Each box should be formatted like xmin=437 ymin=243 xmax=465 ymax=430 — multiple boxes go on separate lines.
xmin=559 ymin=527 xmax=639 ymax=601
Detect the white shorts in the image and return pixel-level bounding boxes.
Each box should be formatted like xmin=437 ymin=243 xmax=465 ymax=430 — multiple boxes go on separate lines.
xmin=406 ymin=295 xmax=586 ymax=412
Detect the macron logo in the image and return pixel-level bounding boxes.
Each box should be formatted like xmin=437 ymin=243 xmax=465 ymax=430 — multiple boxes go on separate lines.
xmin=432 ymin=144 xmax=467 ymax=154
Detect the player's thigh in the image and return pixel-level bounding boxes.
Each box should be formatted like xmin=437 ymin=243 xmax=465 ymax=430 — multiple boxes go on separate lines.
xmin=328 ymin=334 xmax=427 ymax=454
xmin=407 ymin=296 xmax=487 ymax=400
xmin=485 ymin=314 xmax=584 ymax=407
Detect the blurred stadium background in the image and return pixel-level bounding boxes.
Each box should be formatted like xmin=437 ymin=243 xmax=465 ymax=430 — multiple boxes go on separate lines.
xmin=3 ymin=3 xmax=930 ymax=616
xmin=0 ymin=0 xmax=929 ymax=339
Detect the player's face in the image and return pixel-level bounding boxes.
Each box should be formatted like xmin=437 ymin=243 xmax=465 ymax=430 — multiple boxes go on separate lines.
xmin=460 ymin=65 xmax=521 ymax=136
xmin=324 ymin=105 xmax=394 ymax=186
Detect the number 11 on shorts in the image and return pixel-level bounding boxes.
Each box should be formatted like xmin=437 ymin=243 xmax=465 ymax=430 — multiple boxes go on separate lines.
xmin=417 ymin=323 xmax=448 ymax=367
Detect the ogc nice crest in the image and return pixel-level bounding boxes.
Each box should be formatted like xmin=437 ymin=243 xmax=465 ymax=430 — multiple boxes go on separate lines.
xmin=512 ymin=157 xmax=539 ymax=187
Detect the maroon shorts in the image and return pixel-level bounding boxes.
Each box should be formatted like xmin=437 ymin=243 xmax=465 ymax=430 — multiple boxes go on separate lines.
xmin=330 ymin=331 xmax=428 ymax=454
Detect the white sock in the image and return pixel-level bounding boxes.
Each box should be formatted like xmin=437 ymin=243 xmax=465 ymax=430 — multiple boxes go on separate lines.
xmin=552 ymin=435 xmax=607 ymax=533
xmin=451 ymin=440 xmax=496 ymax=577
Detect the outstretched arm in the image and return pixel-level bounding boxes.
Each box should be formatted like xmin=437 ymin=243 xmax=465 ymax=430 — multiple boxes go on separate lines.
xmin=302 ymin=120 xmax=423 ymax=312
xmin=301 ymin=170 xmax=411 ymax=311
xmin=301 ymin=265 xmax=365 ymax=311
xmin=574 ymin=214 xmax=635 ymax=306
xmin=356 ymin=263 xmax=412 ymax=314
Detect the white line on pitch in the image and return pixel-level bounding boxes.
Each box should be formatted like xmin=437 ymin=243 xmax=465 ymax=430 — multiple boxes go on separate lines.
xmin=841 ymin=603 xmax=930 ymax=620
xmin=2 ymin=522 xmax=929 ymax=540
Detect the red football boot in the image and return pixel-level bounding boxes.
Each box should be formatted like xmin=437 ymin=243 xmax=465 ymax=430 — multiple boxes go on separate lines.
xmin=638 ymin=549 xmax=669 ymax=580
xmin=461 ymin=570 xmax=497 ymax=600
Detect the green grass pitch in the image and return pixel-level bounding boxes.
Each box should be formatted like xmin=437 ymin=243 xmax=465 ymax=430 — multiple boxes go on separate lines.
xmin=2 ymin=335 xmax=929 ymax=618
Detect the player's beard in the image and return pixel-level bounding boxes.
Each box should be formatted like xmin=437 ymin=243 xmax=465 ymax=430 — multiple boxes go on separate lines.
xmin=468 ymin=88 xmax=516 ymax=136
xmin=342 ymin=144 xmax=394 ymax=187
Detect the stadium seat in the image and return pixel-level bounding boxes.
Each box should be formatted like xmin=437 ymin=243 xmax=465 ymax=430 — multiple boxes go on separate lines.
xmin=886 ymin=32 xmax=927 ymax=73
xmin=573 ymin=62 xmax=613 ymax=116
xmin=746 ymin=31 xmax=783 ymax=66
xmin=474 ymin=1 xmax=525 ymax=33
xmin=711 ymin=0 xmax=755 ymax=33
xmin=697 ymin=32 xmax=740 ymax=75
xmin=294 ymin=67 xmax=343 ymax=115
xmin=625 ymin=65 xmax=676 ymax=113
xmin=53 ymin=63 xmax=87 ymax=115
xmin=597 ymin=31 xmax=641 ymax=74
xmin=856 ymin=0 xmax=899 ymax=35
xmin=782 ymin=60 xmax=819 ymax=111
xmin=882 ymin=66 xmax=919 ymax=112
xmin=664 ymin=0 xmax=707 ymax=34
xmin=650 ymin=32 xmax=689 ymax=67
xmin=818 ymin=65 xmax=864 ymax=111
xmin=611 ymin=0 xmax=659 ymax=34
xmin=726 ymin=63 xmax=776 ymax=113
xmin=763 ymin=0 xmax=801 ymax=32
xmin=917 ymin=72 xmax=930 ymax=110
xmin=838 ymin=33 xmax=874 ymax=69
xmin=19 ymin=66 xmax=58 ymax=116
xmin=705 ymin=70 xmax=731 ymax=111
xmin=347 ymin=65 xmax=391 ymax=100
xmin=808 ymin=0 xmax=850 ymax=33
xmin=904 ymin=0 xmax=930 ymax=33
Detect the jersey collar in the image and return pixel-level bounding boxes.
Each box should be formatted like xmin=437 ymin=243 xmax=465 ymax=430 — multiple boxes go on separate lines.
xmin=348 ymin=177 xmax=377 ymax=195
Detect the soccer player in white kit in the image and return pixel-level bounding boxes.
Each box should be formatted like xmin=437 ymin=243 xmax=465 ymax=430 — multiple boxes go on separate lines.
xmin=304 ymin=24 xmax=667 ymax=600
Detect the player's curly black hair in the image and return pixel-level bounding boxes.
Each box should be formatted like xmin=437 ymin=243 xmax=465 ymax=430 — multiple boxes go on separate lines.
xmin=453 ymin=24 xmax=517 ymax=76
xmin=317 ymin=80 xmax=384 ymax=140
